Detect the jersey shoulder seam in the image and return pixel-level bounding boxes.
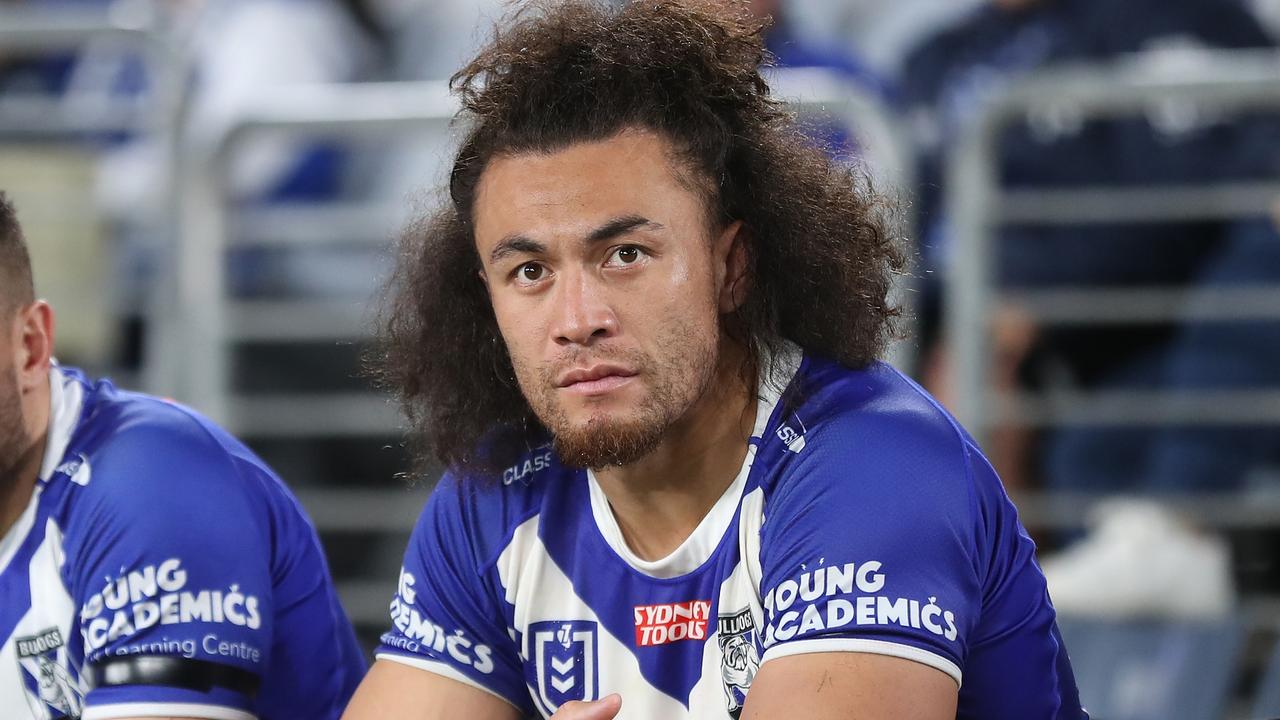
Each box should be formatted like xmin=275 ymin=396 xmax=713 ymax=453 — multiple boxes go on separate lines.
xmin=477 ymin=505 xmax=542 ymax=575
xmin=889 ymin=371 xmax=981 ymax=533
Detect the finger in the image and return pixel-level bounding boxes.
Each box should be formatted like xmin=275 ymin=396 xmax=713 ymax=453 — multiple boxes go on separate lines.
xmin=554 ymin=694 xmax=622 ymax=719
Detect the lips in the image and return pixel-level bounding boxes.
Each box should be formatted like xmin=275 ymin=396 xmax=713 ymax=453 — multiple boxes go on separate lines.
xmin=556 ymin=364 xmax=637 ymax=394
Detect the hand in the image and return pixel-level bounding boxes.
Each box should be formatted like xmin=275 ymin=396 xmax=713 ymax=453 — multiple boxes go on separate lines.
xmin=550 ymin=694 xmax=622 ymax=719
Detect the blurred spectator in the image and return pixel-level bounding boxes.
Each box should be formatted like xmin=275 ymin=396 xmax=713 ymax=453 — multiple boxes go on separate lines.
xmin=1145 ymin=217 xmax=1280 ymax=490
xmin=0 ymin=1 xmax=115 ymax=104
xmin=381 ymin=0 xmax=504 ymax=83
xmin=751 ymin=0 xmax=889 ymax=165
xmin=902 ymin=0 xmax=1277 ymax=282
xmin=1253 ymin=0 xmax=1280 ymax=38
xmin=900 ymin=0 xmax=1280 ymax=616
xmin=1044 ymin=216 xmax=1280 ymax=496
xmin=84 ymin=0 xmax=393 ymax=368
xmin=900 ymin=0 xmax=1280 ymax=486
xmin=97 ymin=0 xmax=387 ymax=213
xmin=824 ymin=0 xmax=987 ymax=76
xmin=361 ymin=0 xmax=505 ymax=204
xmin=750 ymin=0 xmax=884 ymax=94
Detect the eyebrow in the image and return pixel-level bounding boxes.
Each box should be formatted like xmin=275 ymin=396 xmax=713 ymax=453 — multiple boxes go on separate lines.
xmin=488 ymin=214 xmax=663 ymax=265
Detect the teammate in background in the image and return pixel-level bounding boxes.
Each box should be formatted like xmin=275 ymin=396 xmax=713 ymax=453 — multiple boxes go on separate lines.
xmin=0 ymin=191 xmax=365 ymax=719
xmin=343 ymin=2 xmax=1084 ymax=719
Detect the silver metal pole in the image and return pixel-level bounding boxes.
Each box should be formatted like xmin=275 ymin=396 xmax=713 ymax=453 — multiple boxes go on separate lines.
xmin=0 ymin=2 xmax=192 ymax=398
xmin=0 ymin=4 xmax=179 ymax=136
xmin=944 ymin=106 xmax=1000 ymax=435
xmin=945 ymin=50 xmax=1280 ymax=441
xmin=178 ymin=81 xmax=459 ymax=430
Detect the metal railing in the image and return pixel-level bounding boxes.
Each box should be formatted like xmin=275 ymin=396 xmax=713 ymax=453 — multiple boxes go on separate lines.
xmin=944 ymin=49 xmax=1280 ymax=438
xmin=1 ymin=1 xmax=190 ymax=392
xmin=169 ymin=80 xmax=458 ymax=429
xmin=0 ymin=2 xmax=186 ymax=137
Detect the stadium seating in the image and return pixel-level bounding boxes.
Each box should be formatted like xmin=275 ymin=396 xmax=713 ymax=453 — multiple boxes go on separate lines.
xmin=1057 ymin=616 xmax=1244 ymax=720
xmin=1253 ymin=637 xmax=1280 ymax=718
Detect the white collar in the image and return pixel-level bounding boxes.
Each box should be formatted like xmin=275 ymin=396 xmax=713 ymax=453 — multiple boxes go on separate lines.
xmin=39 ymin=365 xmax=86 ymax=483
xmin=0 ymin=365 xmax=84 ymax=572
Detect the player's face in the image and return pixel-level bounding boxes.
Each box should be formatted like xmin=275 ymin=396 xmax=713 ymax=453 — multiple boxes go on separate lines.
xmin=474 ymin=129 xmax=735 ymax=467
xmin=0 ymin=310 xmax=28 ymax=485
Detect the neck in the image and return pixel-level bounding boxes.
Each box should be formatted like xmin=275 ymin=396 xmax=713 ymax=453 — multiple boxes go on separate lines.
xmin=0 ymin=432 xmax=45 ymax=538
xmin=1 ymin=371 xmax=51 ymax=538
xmin=593 ymin=340 xmax=757 ymax=562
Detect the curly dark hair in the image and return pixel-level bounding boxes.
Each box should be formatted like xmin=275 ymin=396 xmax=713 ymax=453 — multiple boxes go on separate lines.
xmin=371 ymin=0 xmax=906 ymax=479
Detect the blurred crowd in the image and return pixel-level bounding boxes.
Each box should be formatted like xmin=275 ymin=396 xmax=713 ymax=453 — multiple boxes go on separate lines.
xmin=4 ymin=0 xmax=1280 ymax=613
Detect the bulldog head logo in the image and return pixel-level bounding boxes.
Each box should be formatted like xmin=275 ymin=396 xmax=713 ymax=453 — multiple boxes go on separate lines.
xmin=717 ymin=608 xmax=760 ymax=718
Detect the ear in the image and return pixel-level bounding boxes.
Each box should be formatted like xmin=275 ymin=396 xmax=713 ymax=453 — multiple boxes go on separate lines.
xmin=14 ymin=301 xmax=54 ymax=394
xmin=713 ymin=220 xmax=750 ymax=313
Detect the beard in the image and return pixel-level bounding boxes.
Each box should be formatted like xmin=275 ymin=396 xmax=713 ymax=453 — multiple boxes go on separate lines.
xmin=0 ymin=363 xmax=29 ymax=492
xmin=515 ymin=319 xmax=721 ymax=470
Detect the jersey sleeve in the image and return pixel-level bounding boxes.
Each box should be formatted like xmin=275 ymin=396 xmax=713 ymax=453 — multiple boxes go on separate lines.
xmin=756 ymin=404 xmax=984 ymax=687
xmin=375 ymin=475 xmax=532 ymax=714
xmin=65 ymin=417 xmax=276 ymax=719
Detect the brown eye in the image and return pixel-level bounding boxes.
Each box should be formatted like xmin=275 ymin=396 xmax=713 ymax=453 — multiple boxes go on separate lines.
xmin=608 ymin=246 xmax=644 ymax=266
xmin=519 ymin=263 xmax=544 ymax=281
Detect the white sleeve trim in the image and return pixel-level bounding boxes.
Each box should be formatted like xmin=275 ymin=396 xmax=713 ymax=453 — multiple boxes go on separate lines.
xmin=82 ymin=702 xmax=255 ymax=720
xmin=761 ymin=638 xmax=963 ymax=688
xmin=375 ymin=652 xmax=523 ymax=711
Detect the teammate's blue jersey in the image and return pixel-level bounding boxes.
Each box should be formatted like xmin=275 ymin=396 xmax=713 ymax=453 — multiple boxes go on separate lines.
xmin=0 ymin=366 xmax=365 ymax=719
xmin=378 ymin=349 xmax=1086 ymax=718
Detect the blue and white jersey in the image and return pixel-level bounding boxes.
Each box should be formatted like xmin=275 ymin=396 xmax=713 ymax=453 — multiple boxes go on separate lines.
xmin=0 ymin=366 xmax=365 ymax=720
xmin=378 ymin=350 xmax=1085 ymax=719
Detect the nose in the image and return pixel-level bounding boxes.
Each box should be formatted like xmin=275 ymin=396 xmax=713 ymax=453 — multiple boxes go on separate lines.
xmin=550 ymin=268 xmax=618 ymax=347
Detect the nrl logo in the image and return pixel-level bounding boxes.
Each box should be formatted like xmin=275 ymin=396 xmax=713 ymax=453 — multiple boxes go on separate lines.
xmin=529 ymin=620 xmax=598 ymax=715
